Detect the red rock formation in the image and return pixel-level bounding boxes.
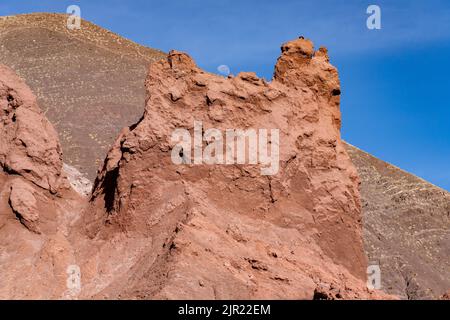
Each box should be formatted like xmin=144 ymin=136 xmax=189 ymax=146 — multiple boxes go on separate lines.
xmin=0 ymin=38 xmax=391 ymax=300
xmin=0 ymin=64 xmax=67 ymax=236
xmin=0 ymin=64 xmax=62 ymax=193
xmin=0 ymin=65 xmax=82 ymax=298
xmin=77 ymin=37 xmax=374 ymax=299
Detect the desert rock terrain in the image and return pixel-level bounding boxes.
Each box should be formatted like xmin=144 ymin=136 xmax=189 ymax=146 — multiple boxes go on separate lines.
xmin=0 ymin=13 xmax=448 ymax=299
xmin=0 ymin=36 xmax=387 ymax=299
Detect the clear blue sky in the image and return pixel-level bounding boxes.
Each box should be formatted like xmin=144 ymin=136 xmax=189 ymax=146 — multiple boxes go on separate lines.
xmin=1 ymin=0 xmax=449 ymax=190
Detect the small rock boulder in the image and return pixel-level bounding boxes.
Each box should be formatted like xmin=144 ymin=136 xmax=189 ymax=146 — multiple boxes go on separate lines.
xmin=9 ymin=179 xmax=40 ymax=234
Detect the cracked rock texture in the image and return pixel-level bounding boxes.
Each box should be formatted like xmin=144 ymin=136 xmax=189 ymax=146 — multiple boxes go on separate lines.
xmin=9 ymin=179 xmax=40 ymax=234
xmin=0 ymin=37 xmax=389 ymax=299
xmin=4 ymin=13 xmax=447 ymax=299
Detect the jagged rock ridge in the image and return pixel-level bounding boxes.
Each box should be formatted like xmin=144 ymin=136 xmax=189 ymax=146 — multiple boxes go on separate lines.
xmin=0 ymin=38 xmax=388 ymax=299
xmin=1 ymin=13 xmax=448 ymax=299
xmin=345 ymin=143 xmax=450 ymax=299
xmin=0 ymin=13 xmax=165 ymax=181
xmin=77 ymin=38 xmax=378 ymax=299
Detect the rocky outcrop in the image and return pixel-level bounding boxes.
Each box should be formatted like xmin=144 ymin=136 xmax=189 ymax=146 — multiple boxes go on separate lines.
xmin=0 ymin=37 xmax=392 ymax=300
xmin=63 ymin=163 xmax=93 ymax=197
xmin=0 ymin=64 xmax=84 ymax=299
xmin=9 ymin=179 xmax=41 ymax=233
xmin=76 ymin=37 xmax=377 ymax=299
xmin=0 ymin=64 xmax=62 ymax=193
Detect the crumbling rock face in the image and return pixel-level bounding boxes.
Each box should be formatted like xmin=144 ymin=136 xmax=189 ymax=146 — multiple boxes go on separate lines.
xmin=0 ymin=39 xmax=391 ymax=299
xmin=77 ymin=38 xmax=377 ymax=299
xmin=0 ymin=13 xmax=166 ymax=181
xmin=2 ymin=14 xmax=447 ymax=299
xmin=0 ymin=64 xmax=62 ymax=193
xmin=9 ymin=179 xmax=41 ymax=234
xmin=0 ymin=64 xmax=67 ymax=235
xmin=0 ymin=65 xmax=83 ymax=299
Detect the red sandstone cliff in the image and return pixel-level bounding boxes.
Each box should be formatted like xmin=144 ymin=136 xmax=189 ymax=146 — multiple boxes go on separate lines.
xmin=0 ymin=38 xmax=389 ymax=299
xmin=76 ymin=38 xmax=377 ymax=299
xmin=0 ymin=64 xmax=83 ymax=298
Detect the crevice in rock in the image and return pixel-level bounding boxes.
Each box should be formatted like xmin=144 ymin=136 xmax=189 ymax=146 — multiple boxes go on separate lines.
xmin=102 ymin=166 xmax=119 ymax=213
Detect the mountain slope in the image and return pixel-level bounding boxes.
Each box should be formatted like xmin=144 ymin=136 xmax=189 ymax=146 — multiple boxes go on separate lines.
xmin=345 ymin=143 xmax=450 ymax=299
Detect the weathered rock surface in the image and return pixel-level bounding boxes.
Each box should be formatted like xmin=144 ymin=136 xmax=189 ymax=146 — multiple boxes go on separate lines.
xmin=0 ymin=36 xmax=390 ymax=299
xmin=0 ymin=64 xmax=62 ymax=192
xmin=75 ymin=38 xmax=380 ymax=299
xmin=9 ymin=179 xmax=40 ymax=233
xmin=0 ymin=65 xmax=84 ymax=299
xmin=0 ymin=37 xmax=388 ymax=299
xmin=63 ymin=163 xmax=93 ymax=197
